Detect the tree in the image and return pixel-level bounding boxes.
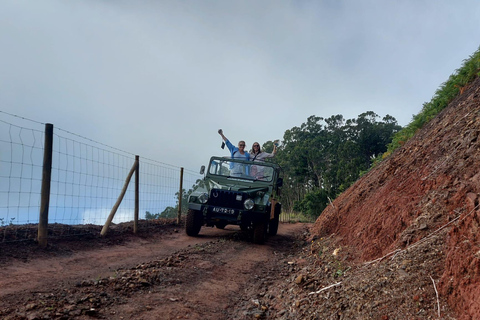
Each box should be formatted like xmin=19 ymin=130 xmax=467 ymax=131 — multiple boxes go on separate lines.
xmin=145 ymin=211 xmax=160 ymax=220
xmin=275 ymin=112 xmax=401 ymax=218
xmin=160 ymin=206 xmax=177 ymax=218
xmin=293 ymin=189 xmax=329 ymax=218
xmin=145 ymin=179 xmax=206 ymax=220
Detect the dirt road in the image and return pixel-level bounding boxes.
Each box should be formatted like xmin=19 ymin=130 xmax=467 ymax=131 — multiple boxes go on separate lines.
xmin=0 ymin=222 xmax=310 ymax=319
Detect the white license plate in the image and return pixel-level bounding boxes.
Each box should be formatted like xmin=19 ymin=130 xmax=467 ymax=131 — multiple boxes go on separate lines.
xmin=212 ymin=207 xmax=236 ymax=215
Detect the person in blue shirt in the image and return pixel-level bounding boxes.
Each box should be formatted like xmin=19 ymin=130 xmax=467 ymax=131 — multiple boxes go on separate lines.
xmin=218 ymin=129 xmax=250 ymax=176
xmin=218 ymin=129 xmax=250 ymax=161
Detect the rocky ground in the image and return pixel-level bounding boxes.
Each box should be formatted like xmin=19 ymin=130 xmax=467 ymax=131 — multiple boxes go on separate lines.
xmin=0 ymin=220 xmax=308 ymax=320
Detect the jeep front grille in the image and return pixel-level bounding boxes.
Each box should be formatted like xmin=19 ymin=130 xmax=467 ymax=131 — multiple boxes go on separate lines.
xmin=209 ymin=189 xmax=245 ymax=209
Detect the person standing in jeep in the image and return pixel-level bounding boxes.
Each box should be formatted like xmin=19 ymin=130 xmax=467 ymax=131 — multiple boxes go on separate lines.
xmin=218 ymin=129 xmax=250 ymax=161
xmin=249 ymin=142 xmax=277 ymax=162
xmin=218 ymin=129 xmax=250 ymax=176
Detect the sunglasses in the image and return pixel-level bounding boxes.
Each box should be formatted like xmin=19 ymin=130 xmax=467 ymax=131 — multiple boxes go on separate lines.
xmin=239 ymin=144 xmax=245 ymax=146
xmin=253 ymin=145 xmax=259 ymax=147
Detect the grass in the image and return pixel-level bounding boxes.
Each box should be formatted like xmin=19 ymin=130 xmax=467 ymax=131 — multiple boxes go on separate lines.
xmin=383 ymin=46 xmax=480 ymax=158
xmin=280 ymin=211 xmax=316 ymax=223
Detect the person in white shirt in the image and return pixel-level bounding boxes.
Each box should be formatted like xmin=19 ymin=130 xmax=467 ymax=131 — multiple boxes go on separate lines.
xmin=249 ymin=142 xmax=277 ymax=162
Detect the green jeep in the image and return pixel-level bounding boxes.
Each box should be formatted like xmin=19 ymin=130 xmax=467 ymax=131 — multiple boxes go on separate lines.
xmin=186 ymin=156 xmax=282 ymax=244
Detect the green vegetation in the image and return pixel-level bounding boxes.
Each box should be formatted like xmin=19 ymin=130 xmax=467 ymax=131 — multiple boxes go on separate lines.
xmin=385 ymin=46 xmax=480 ymax=157
xmin=270 ymin=112 xmax=401 ymax=218
xmin=280 ymin=211 xmax=316 ymax=223
xmin=0 ymin=217 xmax=15 ymax=226
xmin=145 ymin=179 xmax=205 ymax=220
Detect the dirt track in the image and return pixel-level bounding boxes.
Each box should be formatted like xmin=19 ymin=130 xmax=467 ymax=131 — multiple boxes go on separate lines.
xmin=0 ymin=222 xmax=310 ymax=319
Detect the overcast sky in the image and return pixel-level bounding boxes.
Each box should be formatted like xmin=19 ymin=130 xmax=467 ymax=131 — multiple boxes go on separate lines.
xmin=1 ymin=1 xmax=479 ymax=172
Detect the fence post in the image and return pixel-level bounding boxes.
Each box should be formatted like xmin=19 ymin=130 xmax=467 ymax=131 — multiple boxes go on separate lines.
xmin=38 ymin=123 xmax=53 ymax=248
xmin=134 ymin=155 xmax=139 ymax=234
xmin=177 ymin=167 xmax=184 ymax=225
xmin=101 ymin=159 xmax=137 ymax=236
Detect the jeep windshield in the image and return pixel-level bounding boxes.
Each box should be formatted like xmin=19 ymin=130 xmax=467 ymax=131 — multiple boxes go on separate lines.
xmin=208 ymin=157 xmax=275 ymax=182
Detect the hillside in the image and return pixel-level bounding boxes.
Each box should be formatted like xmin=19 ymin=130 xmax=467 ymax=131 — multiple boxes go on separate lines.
xmin=309 ymin=76 xmax=480 ymax=319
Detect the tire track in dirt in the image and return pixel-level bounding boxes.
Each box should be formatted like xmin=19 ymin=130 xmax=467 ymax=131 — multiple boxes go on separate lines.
xmin=0 ymin=223 xmax=309 ymax=319
xmin=102 ymin=224 xmax=307 ymax=320
xmin=0 ymin=227 xmax=234 ymax=298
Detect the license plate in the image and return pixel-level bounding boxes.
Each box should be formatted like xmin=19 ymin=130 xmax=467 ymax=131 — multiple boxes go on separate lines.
xmin=212 ymin=207 xmax=236 ymax=215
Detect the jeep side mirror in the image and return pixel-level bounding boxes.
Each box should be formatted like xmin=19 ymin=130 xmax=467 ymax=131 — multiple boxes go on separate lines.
xmin=200 ymin=165 xmax=205 ymax=175
xmin=276 ymin=178 xmax=283 ymax=187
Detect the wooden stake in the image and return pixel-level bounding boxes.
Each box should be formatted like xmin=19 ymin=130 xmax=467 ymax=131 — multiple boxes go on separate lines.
xmin=38 ymin=123 xmax=53 ymax=248
xmin=134 ymin=155 xmax=139 ymax=234
xmin=177 ymin=167 xmax=184 ymax=225
xmin=101 ymin=159 xmax=137 ymax=236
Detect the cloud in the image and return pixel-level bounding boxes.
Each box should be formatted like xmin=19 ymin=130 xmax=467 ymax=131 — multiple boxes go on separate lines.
xmin=1 ymin=0 xmax=479 ymax=173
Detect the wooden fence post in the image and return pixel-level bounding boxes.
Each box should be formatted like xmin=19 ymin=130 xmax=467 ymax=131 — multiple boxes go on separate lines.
xmin=101 ymin=158 xmax=138 ymax=236
xmin=134 ymin=155 xmax=139 ymax=234
xmin=177 ymin=167 xmax=184 ymax=225
xmin=38 ymin=123 xmax=53 ymax=248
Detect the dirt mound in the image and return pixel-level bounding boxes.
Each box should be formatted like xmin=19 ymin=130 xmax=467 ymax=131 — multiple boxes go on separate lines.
xmin=311 ymin=76 xmax=480 ymax=319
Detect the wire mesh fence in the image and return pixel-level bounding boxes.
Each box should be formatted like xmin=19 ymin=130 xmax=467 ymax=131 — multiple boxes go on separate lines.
xmin=0 ymin=112 xmax=202 ymax=242
xmin=1 ymin=118 xmax=44 ymax=228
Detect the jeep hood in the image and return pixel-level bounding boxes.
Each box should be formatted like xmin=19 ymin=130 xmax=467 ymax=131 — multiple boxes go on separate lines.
xmin=204 ymin=178 xmax=271 ymax=193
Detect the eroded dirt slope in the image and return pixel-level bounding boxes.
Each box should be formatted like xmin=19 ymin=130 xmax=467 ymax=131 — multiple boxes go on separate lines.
xmin=311 ymin=76 xmax=480 ymax=319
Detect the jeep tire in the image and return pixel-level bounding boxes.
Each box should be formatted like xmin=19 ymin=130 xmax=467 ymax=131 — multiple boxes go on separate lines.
xmin=186 ymin=209 xmax=202 ymax=236
xmin=268 ymin=203 xmax=281 ymax=236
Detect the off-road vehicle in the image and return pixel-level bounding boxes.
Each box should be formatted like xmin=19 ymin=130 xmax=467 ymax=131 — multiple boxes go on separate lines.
xmin=186 ymin=156 xmax=282 ymax=244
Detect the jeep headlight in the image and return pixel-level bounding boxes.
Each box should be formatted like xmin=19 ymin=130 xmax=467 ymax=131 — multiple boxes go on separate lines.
xmin=244 ymin=198 xmax=254 ymax=210
xmin=198 ymin=192 xmax=209 ymax=204
xmin=256 ymin=191 xmax=265 ymax=198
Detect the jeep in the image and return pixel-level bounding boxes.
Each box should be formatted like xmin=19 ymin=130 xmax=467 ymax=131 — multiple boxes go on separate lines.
xmin=186 ymin=156 xmax=282 ymax=244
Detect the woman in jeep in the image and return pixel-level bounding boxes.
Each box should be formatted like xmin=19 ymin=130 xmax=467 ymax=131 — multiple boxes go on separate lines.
xmin=217 ymin=129 xmax=250 ymax=161
xmin=249 ymin=142 xmax=277 ymax=162
xmin=218 ymin=129 xmax=250 ymax=176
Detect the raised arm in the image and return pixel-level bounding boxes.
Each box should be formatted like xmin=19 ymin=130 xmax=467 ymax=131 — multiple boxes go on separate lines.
xmin=218 ymin=129 xmax=228 ymax=142
xmin=265 ymin=144 xmax=277 ymax=158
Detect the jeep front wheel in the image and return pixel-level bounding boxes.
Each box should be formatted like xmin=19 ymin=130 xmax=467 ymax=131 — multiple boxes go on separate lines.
xmin=268 ymin=215 xmax=279 ymax=236
xmin=268 ymin=203 xmax=281 ymax=236
xmin=186 ymin=209 xmax=202 ymax=236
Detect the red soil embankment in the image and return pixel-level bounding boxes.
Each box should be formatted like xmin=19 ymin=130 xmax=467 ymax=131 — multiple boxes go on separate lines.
xmin=311 ymin=77 xmax=480 ymax=319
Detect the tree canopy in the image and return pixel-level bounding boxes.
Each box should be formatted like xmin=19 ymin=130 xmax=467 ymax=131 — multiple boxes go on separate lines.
xmin=270 ymin=111 xmax=401 ymax=218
